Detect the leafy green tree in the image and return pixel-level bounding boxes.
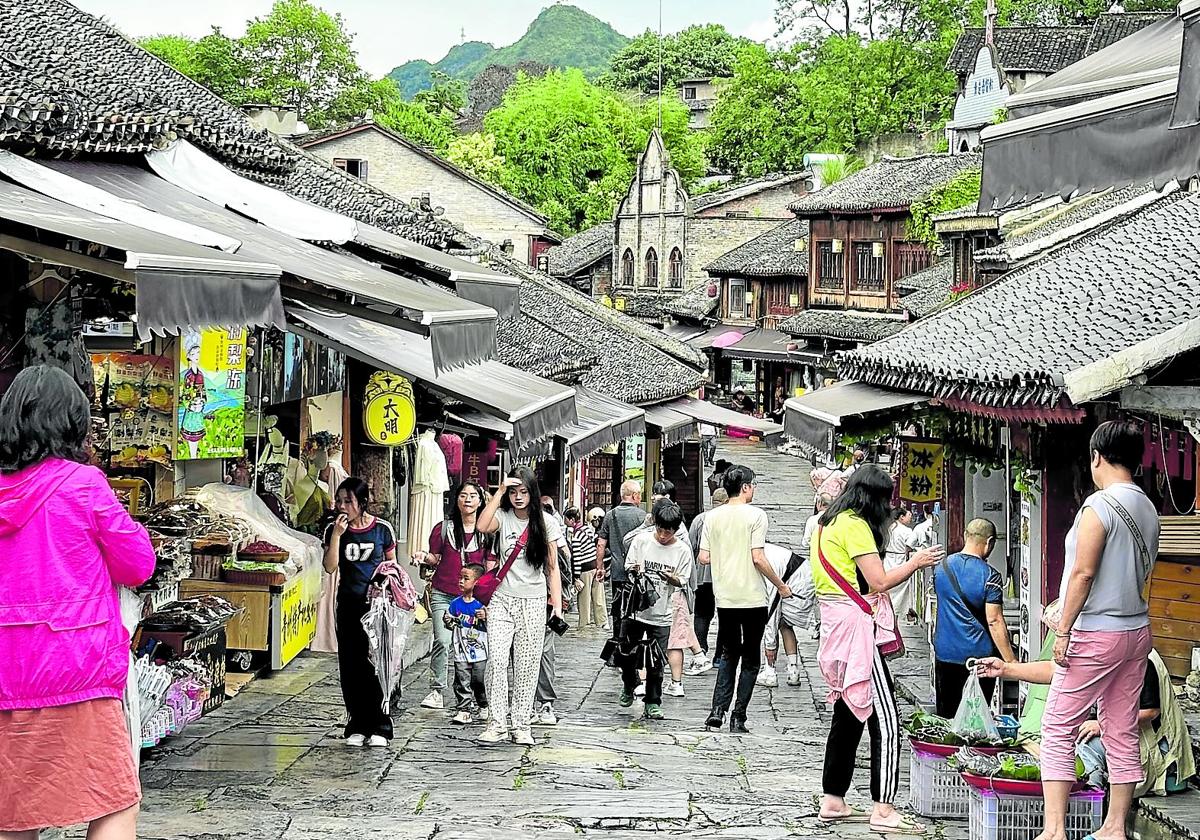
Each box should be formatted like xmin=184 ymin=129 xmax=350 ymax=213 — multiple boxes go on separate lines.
xmin=141 ymin=29 xmax=249 ymax=104
xmin=239 ymin=0 xmax=366 ymax=127
xmin=412 ymin=72 xmax=467 ymax=120
xmin=377 ymin=100 xmax=456 ymax=152
xmin=485 ymin=69 xmax=705 ymax=233
xmin=445 ymin=133 xmax=506 ymax=185
xmin=967 ymin=0 xmax=1175 ymax=25
xmin=601 ymin=24 xmax=754 ymax=93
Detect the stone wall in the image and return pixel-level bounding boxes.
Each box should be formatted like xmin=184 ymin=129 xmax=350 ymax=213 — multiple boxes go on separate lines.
xmin=693 ymin=181 xmax=810 ymax=220
xmin=304 ymin=128 xmax=546 ymax=261
xmin=614 ymin=213 xmax=687 ymax=291
xmin=685 ymin=217 xmax=781 ymax=289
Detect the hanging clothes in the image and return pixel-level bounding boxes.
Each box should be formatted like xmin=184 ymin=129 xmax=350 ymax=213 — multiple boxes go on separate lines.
xmin=313 ymin=456 xmax=350 ymax=654
xmin=409 ymin=430 xmax=450 ymax=556
xmin=437 ymin=432 xmax=464 ymax=479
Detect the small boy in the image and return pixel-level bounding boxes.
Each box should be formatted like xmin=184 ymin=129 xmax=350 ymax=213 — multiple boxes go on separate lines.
xmin=445 ymin=563 xmax=489 ymax=725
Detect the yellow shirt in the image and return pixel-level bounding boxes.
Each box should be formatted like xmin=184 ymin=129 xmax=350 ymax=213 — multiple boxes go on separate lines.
xmin=810 ymin=511 xmax=879 ymax=597
xmin=699 ymin=502 xmax=770 ymax=608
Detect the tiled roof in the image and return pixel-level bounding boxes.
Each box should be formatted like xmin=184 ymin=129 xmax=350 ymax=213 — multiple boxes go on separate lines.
xmin=295 ymin=118 xmax=550 ymax=227
xmin=705 ymin=219 xmax=810 ymax=277
xmin=840 ymin=192 xmax=1200 ymax=408
xmin=544 ymin=222 xmax=613 ymax=277
xmin=692 ymin=172 xmax=810 ymax=212
xmin=663 ymin=283 xmax=719 ymax=322
xmin=779 ymin=309 xmax=908 ymax=343
xmin=788 ymin=154 xmax=981 ymax=216
xmin=1085 ymin=12 xmax=1172 ymax=55
xmin=946 ymin=27 xmax=1091 ymax=76
xmin=897 ymin=261 xmax=953 ymax=318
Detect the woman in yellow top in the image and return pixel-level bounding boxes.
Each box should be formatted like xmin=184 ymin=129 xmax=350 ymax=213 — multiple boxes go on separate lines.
xmin=812 ymin=466 xmax=943 ymax=835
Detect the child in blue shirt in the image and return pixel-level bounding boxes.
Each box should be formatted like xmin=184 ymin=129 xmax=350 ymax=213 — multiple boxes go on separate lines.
xmin=445 ymin=563 xmax=489 ymax=724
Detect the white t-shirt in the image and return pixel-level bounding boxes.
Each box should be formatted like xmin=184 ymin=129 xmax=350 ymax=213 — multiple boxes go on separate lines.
xmin=885 ymin=522 xmax=914 ymax=570
xmin=626 ymin=532 xmax=694 ymax=626
xmin=493 ymin=508 xmax=563 ymax=600
xmin=700 ymin=503 xmax=770 ymax=609
xmin=801 ymin=513 xmax=821 ymax=556
xmin=1061 ymin=483 xmax=1158 ymax=631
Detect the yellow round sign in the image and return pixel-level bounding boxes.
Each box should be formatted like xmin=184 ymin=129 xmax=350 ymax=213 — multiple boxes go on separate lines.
xmin=362 ymin=371 xmax=416 ymax=446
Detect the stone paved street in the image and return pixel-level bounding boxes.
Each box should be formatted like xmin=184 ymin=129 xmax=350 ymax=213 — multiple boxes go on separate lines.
xmin=95 ymin=441 xmax=968 ymax=840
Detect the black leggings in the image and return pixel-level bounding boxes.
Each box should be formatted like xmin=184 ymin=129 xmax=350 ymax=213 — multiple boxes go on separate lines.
xmin=693 ymin=583 xmax=716 ymax=654
xmin=935 ymin=660 xmax=996 ymax=719
xmin=337 ymin=596 xmax=393 ymax=739
xmin=822 ymin=648 xmax=901 ymax=804
xmin=710 ymin=606 xmax=768 ymax=718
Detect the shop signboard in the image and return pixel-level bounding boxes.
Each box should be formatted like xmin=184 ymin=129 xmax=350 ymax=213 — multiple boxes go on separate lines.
xmin=897 ymin=438 xmax=945 ymax=505
xmin=363 ymin=371 xmax=416 ymax=446
xmin=94 ymin=352 xmax=175 ymax=467
xmin=624 ymin=434 xmax=646 ymax=482
xmin=176 ymin=327 xmax=248 ymax=460
xmin=277 ymin=575 xmax=318 ymax=668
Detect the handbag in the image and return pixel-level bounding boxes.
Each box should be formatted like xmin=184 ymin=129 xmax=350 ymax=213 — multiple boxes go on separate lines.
xmin=816 ymin=525 xmax=905 ymax=658
xmin=475 ymin=526 xmax=528 ymax=605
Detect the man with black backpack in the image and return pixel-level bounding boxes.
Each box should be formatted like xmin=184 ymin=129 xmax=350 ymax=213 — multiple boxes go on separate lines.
xmin=931 ymin=518 xmax=1016 ymax=717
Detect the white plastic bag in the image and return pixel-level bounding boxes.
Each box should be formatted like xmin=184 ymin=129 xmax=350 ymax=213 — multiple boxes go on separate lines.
xmin=952 ymin=670 xmax=1000 ymax=742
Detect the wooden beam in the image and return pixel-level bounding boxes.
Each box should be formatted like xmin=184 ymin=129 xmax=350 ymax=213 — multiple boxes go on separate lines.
xmin=1118 ymin=385 xmax=1200 ymax=415
xmin=0 ymin=233 xmax=133 ymax=283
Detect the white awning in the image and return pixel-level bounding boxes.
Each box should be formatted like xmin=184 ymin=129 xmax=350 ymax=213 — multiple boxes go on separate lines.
xmin=784 ymin=381 xmax=927 ymax=459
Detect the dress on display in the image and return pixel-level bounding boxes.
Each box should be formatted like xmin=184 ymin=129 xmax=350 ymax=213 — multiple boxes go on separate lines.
xmin=408 ymin=430 xmax=450 ymax=556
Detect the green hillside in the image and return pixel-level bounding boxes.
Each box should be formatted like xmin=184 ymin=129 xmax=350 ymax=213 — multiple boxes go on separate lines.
xmin=387 ymin=5 xmax=629 ymax=98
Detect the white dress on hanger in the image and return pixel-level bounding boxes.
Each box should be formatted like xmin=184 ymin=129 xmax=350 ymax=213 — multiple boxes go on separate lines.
xmin=408 ymin=430 xmax=450 ymax=556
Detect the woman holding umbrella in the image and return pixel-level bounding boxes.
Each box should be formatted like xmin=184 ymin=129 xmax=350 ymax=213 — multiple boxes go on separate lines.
xmin=324 ymin=477 xmax=397 ymax=747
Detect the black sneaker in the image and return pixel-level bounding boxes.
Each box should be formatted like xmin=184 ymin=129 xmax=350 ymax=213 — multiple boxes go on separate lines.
xmin=729 ymin=716 xmax=749 ymax=734
xmin=705 ymin=709 xmax=724 ymax=730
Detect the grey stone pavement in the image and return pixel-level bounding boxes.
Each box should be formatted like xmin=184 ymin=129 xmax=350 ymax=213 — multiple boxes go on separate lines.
xmin=94 ymin=438 xmax=986 ymax=840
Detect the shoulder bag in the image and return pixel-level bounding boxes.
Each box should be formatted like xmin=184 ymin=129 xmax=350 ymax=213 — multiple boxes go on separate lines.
xmin=475 ymin=526 xmax=529 ymax=606
xmin=941 ymin=557 xmax=993 ymax=642
xmin=1098 ymin=491 xmax=1155 ymax=596
xmin=816 ymin=525 xmax=905 ymax=659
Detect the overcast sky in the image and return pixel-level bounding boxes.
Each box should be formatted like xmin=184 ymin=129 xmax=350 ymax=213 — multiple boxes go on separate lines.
xmin=74 ymin=0 xmax=782 ymax=77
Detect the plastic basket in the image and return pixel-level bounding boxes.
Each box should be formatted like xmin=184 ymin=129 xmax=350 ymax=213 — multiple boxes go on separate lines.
xmin=968 ymin=786 xmax=1103 ymax=840
xmin=909 ymin=749 xmax=970 ymax=819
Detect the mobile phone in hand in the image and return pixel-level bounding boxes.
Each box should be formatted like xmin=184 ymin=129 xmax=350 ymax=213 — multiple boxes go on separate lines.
xmin=546 ymin=614 xmax=569 ymax=636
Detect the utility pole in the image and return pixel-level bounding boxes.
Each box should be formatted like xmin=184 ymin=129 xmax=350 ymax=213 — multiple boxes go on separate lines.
xmin=657 ymin=0 xmax=663 ymax=130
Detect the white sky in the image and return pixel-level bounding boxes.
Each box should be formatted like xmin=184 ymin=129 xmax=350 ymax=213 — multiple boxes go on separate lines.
xmin=74 ymin=0 xmax=782 ymax=77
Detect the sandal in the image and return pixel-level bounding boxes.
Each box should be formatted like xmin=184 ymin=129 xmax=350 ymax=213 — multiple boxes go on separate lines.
xmin=818 ymin=804 xmax=871 ymax=824
xmin=870 ymin=813 xmax=926 ymax=835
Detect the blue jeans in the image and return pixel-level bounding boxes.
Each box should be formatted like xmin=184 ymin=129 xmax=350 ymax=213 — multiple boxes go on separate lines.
xmin=429 ymin=589 xmax=455 ymax=691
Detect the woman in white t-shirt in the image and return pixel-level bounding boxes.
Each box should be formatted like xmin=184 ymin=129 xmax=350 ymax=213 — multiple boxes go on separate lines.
xmin=883 ymin=506 xmax=916 ymax=622
xmin=475 ymin=467 xmax=563 ymax=746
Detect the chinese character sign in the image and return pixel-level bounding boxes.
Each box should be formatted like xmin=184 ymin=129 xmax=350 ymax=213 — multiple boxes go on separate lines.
xmin=176 ymin=327 xmax=247 ymax=461
xmin=624 ymin=434 xmax=645 ymax=482
xmin=363 ymin=371 xmax=416 ymax=446
xmin=897 ymin=439 xmax=944 ymax=504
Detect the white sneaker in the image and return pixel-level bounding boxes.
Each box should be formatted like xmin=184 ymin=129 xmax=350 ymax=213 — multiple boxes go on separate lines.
xmin=478 ymin=706 xmax=490 ymax=722
xmin=344 ymin=733 xmax=365 ymax=747
xmin=511 ymin=728 xmax=536 ymax=746
xmin=420 ymin=690 xmax=444 ymax=710
xmin=666 ymin=680 xmax=685 ymax=698
xmin=633 ymin=682 xmax=646 ymax=697
xmin=756 ymin=666 xmax=778 ymax=688
xmin=477 ymin=723 xmax=509 ymax=744
xmin=532 ymin=703 xmax=558 ymax=726
xmin=685 ymin=657 xmax=713 ymax=676
xmin=786 ymin=665 xmax=801 ymax=686
xmin=366 ymin=735 xmax=389 ymax=747
xmin=451 ymin=710 xmax=474 ymax=725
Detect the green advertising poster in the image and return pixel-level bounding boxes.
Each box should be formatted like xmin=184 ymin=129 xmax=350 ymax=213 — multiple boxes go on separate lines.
xmin=177 ymin=327 xmax=247 ymax=460
xmin=624 ymin=433 xmax=645 ymax=482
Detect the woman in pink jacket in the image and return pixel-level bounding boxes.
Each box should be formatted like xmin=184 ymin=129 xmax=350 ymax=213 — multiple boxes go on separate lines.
xmin=0 ymin=366 xmax=156 ymax=839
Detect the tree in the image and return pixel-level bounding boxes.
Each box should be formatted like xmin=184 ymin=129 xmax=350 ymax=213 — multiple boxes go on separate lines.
xmin=445 ymin=133 xmax=506 ymax=185
xmin=484 ymin=69 xmax=706 ymax=233
xmin=600 ymin=24 xmax=755 ymax=93
xmin=141 ymin=29 xmax=250 ymax=104
xmin=239 ymin=0 xmax=366 ymax=127
xmin=412 ymin=72 xmax=467 ymax=121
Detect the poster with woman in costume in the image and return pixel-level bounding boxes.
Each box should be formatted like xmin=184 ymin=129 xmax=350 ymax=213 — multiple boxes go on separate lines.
xmin=176 ymin=327 xmax=247 ymax=460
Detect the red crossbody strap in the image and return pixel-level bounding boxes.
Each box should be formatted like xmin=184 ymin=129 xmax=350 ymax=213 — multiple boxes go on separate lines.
xmin=494 ymin=525 xmax=530 ymax=583
xmin=816 ymin=525 xmax=874 ymax=616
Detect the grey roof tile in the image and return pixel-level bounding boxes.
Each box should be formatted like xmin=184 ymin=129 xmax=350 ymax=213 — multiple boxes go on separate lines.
xmin=788 ymin=154 xmax=981 ymax=216
xmin=692 ymin=172 xmax=810 ymax=212
xmin=946 ymin=27 xmax=1091 ymax=75
xmin=544 ymin=222 xmax=613 ymax=277
xmin=779 ymin=309 xmax=908 ymax=342
xmin=705 ymin=219 xmax=810 ymax=277
xmin=840 ymin=192 xmax=1200 ymax=407
xmin=1084 ymin=12 xmax=1173 ymax=54
xmin=664 ymin=283 xmax=719 ymax=322
xmin=896 ymin=261 xmax=952 ymax=318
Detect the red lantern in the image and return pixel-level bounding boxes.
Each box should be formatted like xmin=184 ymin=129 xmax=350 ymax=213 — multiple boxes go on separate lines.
xmin=706 ymin=282 xmax=718 ymax=298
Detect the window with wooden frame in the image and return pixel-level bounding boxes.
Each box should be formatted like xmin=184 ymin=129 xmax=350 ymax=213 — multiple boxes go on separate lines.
xmin=333 ymin=158 xmax=368 ymax=181
xmin=683 ymin=86 xmax=697 ymax=100
xmin=667 ymin=248 xmax=683 ymax=287
xmin=815 ymin=241 xmax=843 ymax=290
xmin=621 ymin=249 xmax=634 ymax=286
xmin=852 ymin=241 xmax=886 ymax=292
xmin=644 ymin=247 xmax=659 ymax=286
xmin=728 ymin=277 xmax=746 ymax=317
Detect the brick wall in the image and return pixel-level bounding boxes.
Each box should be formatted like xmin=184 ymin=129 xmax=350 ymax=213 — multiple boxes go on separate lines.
xmin=614 ymin=213 xmax=687 ymax=291
xmin=304 ymin=128 xmax=547 ymax=260
xmin=694 ymin=181 xmax=810 ymax=220
xmin=685 ymin=217 xmax=781 ymax=289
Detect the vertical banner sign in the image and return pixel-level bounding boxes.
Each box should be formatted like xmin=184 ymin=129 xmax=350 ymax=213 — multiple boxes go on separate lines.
xmin=1018 ymin=498 xmax=1032 ymax=701
xmin=177 ymin=328 xmax=247 ymax=461
xmin=898 ymin=438 xmax=945 ymax=504
xmin=624 ymin=434 xmax=646 ymax=482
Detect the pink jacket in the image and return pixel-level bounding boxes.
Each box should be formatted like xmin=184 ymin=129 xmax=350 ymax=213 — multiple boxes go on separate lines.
xmin=0 ymin=458 xmax=156 ymax=710
xmin=817 ymin=592 xmax=898 ymax=721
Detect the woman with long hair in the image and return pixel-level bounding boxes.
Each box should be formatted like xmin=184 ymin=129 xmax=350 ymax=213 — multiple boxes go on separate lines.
xmin=413 ymin=480 xmax=491 ymax=711
xmin=812 ymin=465 xmax=943 ymax=834
xmin=323 ymin=477 xmax=397 ymax=747
xmin=475 ymin=467 xmax=563 ymax=745
xmin=0 ymin=366 xmax=157 ymax=839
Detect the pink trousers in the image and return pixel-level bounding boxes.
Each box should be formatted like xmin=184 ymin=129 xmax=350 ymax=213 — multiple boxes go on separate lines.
xmin=1041 ymin=626 xmax=1152 ymax=784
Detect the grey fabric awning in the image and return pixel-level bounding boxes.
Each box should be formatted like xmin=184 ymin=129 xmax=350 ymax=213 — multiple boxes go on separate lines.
xmin=643 ymin=402 xmax=697 ymax=449
xmin=666 ymin=396 xmax=784 ymax=437
xmin=44 ymin=161 xmax=498 ymax=371
xmin=287 ymin=305 xmax=576 ymax=451
xmin=783 ymin=381 xmax=927 ymax=459
xmin=0 ymin=180 xmax=283 ymax=340
xmin=722 ymin=328 xmax=793 ymax=362
xmin=555 ymin=386 xmax=647 ymax=463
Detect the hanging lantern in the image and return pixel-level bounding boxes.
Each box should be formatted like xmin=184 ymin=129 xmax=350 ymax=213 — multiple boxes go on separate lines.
xmin=706 ymin=281 xmax=718 ymax=298
xmin=744 ymin=291 xmax=754 ymax=306
xmin=789 ymin=293 xmax=800 ymax=307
